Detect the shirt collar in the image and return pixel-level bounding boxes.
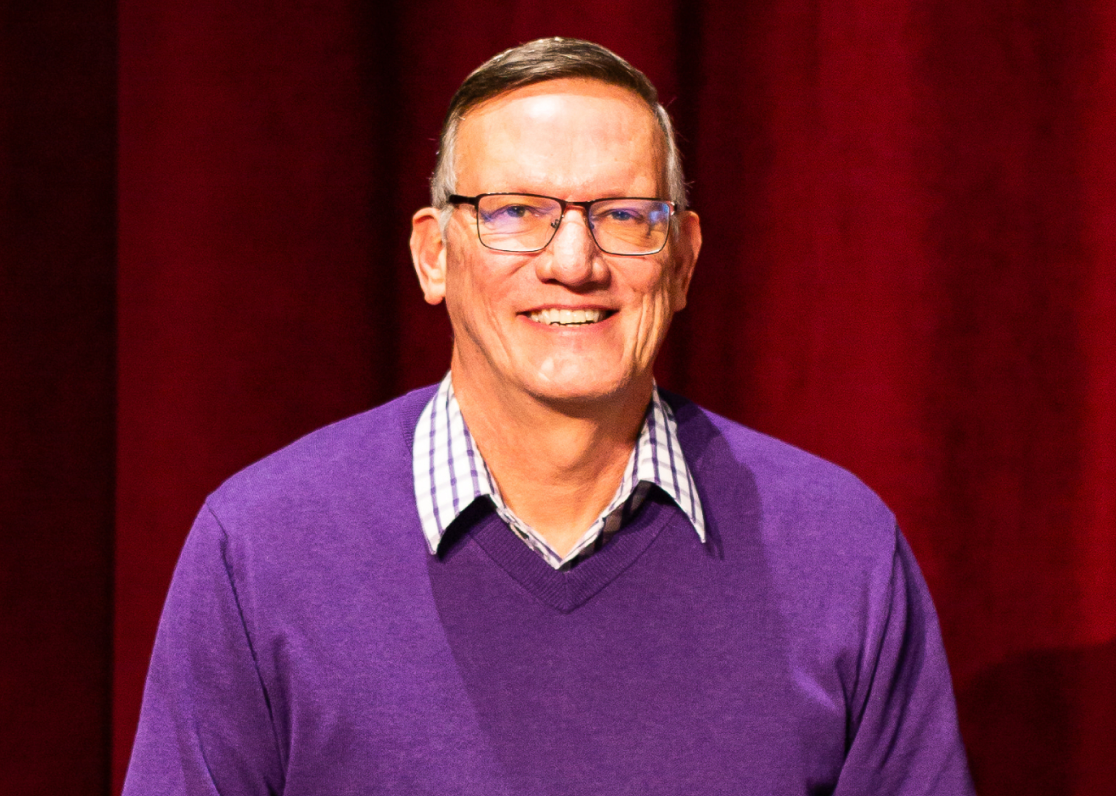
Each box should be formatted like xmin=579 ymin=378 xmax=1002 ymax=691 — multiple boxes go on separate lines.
xmin=412 ymin=372 xmax=705 ymax=559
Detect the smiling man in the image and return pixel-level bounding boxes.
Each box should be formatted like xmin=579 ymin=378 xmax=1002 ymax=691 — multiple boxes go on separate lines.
xmin=124 ymin=38 xmax=975 ymax=795
xmin=409 ymin=73 xmax=700 ymax=565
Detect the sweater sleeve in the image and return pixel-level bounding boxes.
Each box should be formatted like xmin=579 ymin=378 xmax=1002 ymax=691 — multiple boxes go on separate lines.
xmin=834 ymin=529 xmax=975 ymax=795
xmin=122 ymin=504 xmax=284 ymax=796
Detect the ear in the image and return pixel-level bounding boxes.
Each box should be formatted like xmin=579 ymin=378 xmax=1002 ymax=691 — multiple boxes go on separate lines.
xmin=410 ymin=207 xmax=448 ymax=305
xmin=670 ymin=210 xmax=702 ymax=312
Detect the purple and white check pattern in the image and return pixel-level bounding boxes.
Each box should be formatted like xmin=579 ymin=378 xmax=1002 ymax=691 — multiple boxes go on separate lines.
xmin=413 ymin=373 xmax=705 ymax=570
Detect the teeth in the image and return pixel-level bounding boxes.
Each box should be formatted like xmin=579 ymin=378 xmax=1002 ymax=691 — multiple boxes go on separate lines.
xmin=528 ymin=308 xmax=607 ymax=326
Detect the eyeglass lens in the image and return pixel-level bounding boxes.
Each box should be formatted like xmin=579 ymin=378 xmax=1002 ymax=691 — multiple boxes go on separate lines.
xmin=475 ymin=195 xmax=671 ymax=255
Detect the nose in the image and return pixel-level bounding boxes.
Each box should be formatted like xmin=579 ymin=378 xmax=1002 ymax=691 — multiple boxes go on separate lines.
xmin=534 ymin=207 xmax=606 ymax=288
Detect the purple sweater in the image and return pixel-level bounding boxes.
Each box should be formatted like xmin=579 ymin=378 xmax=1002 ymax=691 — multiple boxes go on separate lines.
xmin=124 ymin=386 xmax=974 ymax=795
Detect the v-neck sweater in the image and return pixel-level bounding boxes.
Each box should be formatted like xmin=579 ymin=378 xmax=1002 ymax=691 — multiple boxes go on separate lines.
xmin=124 ymin=385 xmax=974 ymax=796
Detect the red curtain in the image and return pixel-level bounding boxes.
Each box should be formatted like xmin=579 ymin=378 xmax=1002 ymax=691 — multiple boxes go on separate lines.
xmin=4 ymin=0 xmax=1114 ymax=793
xmin=1 ymin=1 xmax=115 ymax=793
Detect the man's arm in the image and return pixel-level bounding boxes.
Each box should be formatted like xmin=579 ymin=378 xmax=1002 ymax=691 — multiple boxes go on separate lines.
xmin=835 ymin=530 xmax=975 ymax=795
xmin=123 ymin=505 xmax=284 ymax=796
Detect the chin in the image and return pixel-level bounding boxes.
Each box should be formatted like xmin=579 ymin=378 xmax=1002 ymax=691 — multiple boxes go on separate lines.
xmin=521 ymin=366 xmax=641 ymax=407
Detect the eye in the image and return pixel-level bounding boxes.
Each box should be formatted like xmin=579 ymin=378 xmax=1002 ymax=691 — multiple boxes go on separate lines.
xmin=595 ymin=205 xmax=647 ymax=225
xmin=608 ymin=208 xmax=643 ymax=222
xmin=480 ymin=199 xmax=551 ymax=225
xmin=482 ymin=204 xmax=529 ymax=222
xmin=501 ymin=204 xmax=533 ymax=219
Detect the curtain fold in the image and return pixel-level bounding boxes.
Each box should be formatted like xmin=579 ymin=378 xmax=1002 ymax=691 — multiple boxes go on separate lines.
xmin=1 ymin=1 xmax=116 ymax=793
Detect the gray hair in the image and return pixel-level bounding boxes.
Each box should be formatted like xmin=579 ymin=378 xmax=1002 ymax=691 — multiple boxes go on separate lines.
xmin=431 ymin=37 xmax=687 ymax=222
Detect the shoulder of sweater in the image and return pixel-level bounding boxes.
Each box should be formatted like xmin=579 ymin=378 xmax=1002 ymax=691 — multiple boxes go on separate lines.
xmin=205 ymin=383 xmax=437 ymax=530
xmin=663 ymin=391 xmax=897 ymax=551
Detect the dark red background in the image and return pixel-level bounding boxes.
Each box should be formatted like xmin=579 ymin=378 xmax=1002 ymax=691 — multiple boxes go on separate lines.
xmin=3 ymin=0 xmax=1114 ymax=793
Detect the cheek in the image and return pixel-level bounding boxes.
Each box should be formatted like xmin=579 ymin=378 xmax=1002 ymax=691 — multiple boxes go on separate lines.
xmin=633 ymin=267 xmax=678 ymax=315
xmin=443 ymin=266 xmax=486 ymax=343
xmin=445 ymin=248 xmax=486 ymax=307
xmin=631 ymin=270 xmax=683 ymax=353
xmin=444 ymin=256 xmax=518 ymax=333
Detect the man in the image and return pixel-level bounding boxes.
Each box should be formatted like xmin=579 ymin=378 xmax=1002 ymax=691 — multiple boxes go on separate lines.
xmin=125 ymin=38 xmax=975 ymax=795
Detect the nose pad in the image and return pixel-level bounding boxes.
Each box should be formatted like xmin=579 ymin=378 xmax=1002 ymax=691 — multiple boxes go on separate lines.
xmin=537 ymin=208 xmax=601 ymax=286
xmin=550 ymin=208 xmax=596 ymax=249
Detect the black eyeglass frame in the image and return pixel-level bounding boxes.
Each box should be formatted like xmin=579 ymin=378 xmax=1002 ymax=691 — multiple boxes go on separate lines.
xmin=446 ymin=192 xmax=677 ymax=256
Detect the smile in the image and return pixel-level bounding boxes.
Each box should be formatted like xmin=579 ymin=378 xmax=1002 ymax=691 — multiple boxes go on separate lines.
xmin=526 ymin=308 xmax=612 ymax=326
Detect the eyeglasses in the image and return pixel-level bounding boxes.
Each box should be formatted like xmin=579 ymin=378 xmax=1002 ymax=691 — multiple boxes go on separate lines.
xmin=447 ymin=193 xmax=675 ymax=256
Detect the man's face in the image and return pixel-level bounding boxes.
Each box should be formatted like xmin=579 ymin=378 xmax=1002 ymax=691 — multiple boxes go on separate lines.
xmin=413 ymin=78 xmax=700 ymax=407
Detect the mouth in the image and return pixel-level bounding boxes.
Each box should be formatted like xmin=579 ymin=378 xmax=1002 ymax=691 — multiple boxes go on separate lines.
xmin=526 ymin=308 xmax=614 ymax=327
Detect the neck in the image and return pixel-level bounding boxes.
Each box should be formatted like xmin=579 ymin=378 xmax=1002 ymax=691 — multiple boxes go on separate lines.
xmin=450 ymin=355 xmax=651 ymax=558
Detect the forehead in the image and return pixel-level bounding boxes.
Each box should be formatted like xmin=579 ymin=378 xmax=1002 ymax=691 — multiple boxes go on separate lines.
xmin=453 ymin=78 xmax=665 ymax=197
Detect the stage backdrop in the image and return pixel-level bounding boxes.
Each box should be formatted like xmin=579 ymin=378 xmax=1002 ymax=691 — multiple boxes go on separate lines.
xmin=3 ymin=0 xmax=1114 ymax=794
